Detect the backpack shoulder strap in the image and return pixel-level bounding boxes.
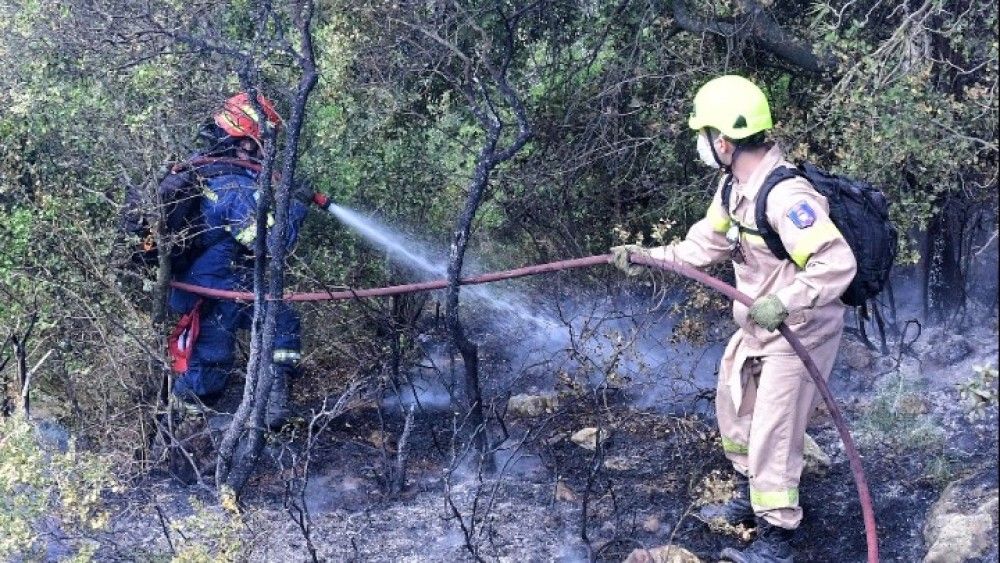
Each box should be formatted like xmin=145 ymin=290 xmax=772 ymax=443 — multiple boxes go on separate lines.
xmin=721 ymin=174 xmax=735 ymax=215
xmin=754 ymin=166 xmax=803 ymax=261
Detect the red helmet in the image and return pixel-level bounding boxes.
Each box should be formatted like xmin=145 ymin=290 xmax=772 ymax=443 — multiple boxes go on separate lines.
xmin=213 ymin=92 xmax=283 ymax=142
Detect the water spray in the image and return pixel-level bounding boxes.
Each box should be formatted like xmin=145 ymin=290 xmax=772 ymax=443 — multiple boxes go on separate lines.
xmin=310 ymin=195 xmax=558 ymax=330
xmin=313 ymin=194 xmax=447 ymax=277
xmin=171 ymin=253 xmax=880 ymax=563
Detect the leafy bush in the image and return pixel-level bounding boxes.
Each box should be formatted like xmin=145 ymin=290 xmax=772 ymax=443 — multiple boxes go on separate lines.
xmin=857 ymin=376 xmax=944 ymax=453
xmin=0 ymin=414 xmax=118 ymax=560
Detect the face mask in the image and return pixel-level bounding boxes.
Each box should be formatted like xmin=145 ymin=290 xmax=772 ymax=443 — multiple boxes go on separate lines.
xmin=697 ymin=132 xmax=721 ymax=169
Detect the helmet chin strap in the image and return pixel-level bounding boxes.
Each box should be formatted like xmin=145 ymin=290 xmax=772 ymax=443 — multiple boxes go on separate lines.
xmin=705 ymin=129 xmax=743 ymax=175
xmin=705 ymin=129 xmax=727 ymax=172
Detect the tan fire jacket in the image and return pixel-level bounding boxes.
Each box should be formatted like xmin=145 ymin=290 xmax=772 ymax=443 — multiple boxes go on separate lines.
xmin=649 ymin=145 xmax=857 ymax=354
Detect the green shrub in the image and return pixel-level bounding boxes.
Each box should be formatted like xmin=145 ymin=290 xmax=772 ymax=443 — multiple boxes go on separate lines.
xmin=0 ymin=414 xmax=118 ymax=560
xmin=857 ymin=376 xmax=944 ymax=453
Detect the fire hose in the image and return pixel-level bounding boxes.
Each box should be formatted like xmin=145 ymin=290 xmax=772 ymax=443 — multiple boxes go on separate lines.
xmin=170 ymin=253 xmax=879 ymax=562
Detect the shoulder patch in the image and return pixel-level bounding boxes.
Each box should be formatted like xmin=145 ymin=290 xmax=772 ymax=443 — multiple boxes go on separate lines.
xmin=787 ymin=200 xmax=816 ymax=229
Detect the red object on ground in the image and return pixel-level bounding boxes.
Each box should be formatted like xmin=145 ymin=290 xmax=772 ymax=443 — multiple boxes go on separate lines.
xmin=168 ymin=254 xmax=879 ymax=562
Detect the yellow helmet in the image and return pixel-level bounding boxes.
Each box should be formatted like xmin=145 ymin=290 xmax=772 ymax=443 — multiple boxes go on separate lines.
xmin=688 ymin=75 xmax=773 ymax=140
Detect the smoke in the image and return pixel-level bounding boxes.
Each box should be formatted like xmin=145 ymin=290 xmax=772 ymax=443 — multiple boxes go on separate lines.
xmin=477 ymin=287 xmax=725 ymax=414
xmin=330 ymin=204 xmax=722 ymax=414
xmin=381 ymin=343 xmax=458 ymax=412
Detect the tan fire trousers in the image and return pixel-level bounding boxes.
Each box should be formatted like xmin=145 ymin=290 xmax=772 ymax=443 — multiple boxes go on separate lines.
xmin=715 ymin=329 xmax=842 ymax=529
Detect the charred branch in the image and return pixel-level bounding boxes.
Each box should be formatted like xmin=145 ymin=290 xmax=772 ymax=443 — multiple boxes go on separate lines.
xmin=441 ymin=1 xmax=534 ymax=468
xmin=216 ymin=0 xmax=321 ymax=494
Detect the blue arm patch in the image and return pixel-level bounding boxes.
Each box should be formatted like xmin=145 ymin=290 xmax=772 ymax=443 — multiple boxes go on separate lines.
xmin=787 ymin=200 xmax=817 ymax=229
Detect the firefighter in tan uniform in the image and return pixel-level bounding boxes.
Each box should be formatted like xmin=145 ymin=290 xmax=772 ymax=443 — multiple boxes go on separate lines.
xmin=611 ymin=75 xmax=857 ymax=563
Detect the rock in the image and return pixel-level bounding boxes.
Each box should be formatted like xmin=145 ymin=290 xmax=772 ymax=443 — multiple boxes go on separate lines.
xmin=923 ymin=475 xmax=999 ymax=563
xmin=642 ymin=515 xmax=661 ymax=533
xmin=896 ymin=393 xmax=929 ymax=416
xmin=507 ymin=392 xmax=559 ymax=417
xmin=623 ymin=544 xmax=701 ymax=563
xmin=555 ymin=480 xmax=578 ymax=502
xmin=923 ymin=334 xmax=974 ymax=366
xmin=571 ymin=427 xmax=609 ymax=451
xmin=367 ymin=430 xmax=394 ymax=450
xmin=803 ymin=433 xmax=831 ymax=474
xmin=841 ymin=339 xmax=874 ymax=371
xmin=605 ymin=455 xmax=638 ymax=471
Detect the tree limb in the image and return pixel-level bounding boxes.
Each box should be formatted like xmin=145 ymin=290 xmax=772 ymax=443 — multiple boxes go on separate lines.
xmin=671 ymin=0 xmax=833 ymax=73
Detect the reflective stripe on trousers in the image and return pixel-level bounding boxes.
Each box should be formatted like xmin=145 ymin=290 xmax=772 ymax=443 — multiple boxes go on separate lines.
xmin=273 ymin=348 xmax=301 ymax=366
xmin=751 ymin=487 xmax=800 ymax=510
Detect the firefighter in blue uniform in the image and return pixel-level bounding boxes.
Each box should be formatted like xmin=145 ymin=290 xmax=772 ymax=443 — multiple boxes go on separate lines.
xmin=169 ymin=92 xmax=310 ymax=428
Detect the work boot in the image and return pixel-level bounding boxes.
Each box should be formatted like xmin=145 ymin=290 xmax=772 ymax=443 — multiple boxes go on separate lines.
xmin=264 ymin=367 xmax=291 ymax=429
xmin=720 ymin=519 xmax=795 ymax=563
xmin=170 ymin=393 xmax=210 ymax=418
xmin=699 ymin=481 xmax=755 ymax=526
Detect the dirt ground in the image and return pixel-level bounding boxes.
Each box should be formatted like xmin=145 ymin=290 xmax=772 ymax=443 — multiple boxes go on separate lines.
xmin=95 ymin=387 xmax=997 ymax=562
xmin=84 ymin=303 xmax=999 ymax=562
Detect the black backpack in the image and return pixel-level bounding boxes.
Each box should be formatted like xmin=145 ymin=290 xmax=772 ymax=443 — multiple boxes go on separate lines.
xmin=722 ymin=162 xmax=898 ymax=307
xmin=121 ymin=156 xmax=261 ymax=272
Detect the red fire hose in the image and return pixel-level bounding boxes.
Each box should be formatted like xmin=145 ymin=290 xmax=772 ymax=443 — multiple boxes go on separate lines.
xmin=169 ymin=253 xmax=879 ymax=562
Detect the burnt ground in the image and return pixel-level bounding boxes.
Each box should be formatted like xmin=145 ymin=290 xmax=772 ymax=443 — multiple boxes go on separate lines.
xmin=94 ymin=379 xmax=997 ymax=562
xmin=83 ymin=304 xmax=999 ymax=562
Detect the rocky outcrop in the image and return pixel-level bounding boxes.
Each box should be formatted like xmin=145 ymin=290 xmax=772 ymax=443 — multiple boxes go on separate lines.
xmin=507 ymin=392 xmax=559 ymax=417
xmin=923 ymin=474 xmax=999 ymax=562
xmin=803 ymin=433 xmax=831 ymax=474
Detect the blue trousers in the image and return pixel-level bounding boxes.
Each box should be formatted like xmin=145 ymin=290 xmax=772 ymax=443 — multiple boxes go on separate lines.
xmin=169 ymin=295 xmax=301 ymax=400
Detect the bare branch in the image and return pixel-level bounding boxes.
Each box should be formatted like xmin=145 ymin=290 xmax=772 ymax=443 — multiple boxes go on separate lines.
xmin=671 ymin=0 xmax=833 ymax=73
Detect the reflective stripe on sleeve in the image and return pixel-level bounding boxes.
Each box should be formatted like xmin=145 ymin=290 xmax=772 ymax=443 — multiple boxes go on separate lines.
xmin=707 ymin=204 xmax=732 ymax=234
xmin=233 ymin=214 xmax=274 ymax=247
xmin=235 ymin=223 xmax=257 ymax=246
xmin=788 ymin=221 xmax=843 ymax=268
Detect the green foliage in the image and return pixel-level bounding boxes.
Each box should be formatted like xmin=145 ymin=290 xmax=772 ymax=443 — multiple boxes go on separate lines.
xmin=0 ymin=415 xmax=118 ymax=560
xmin=168 ymin=493 xmax=246 ymax=562
xmin=796 ymin=0 xmax=999 ymax=264
xmin=856 ymin=375 xmax=949 ymax=484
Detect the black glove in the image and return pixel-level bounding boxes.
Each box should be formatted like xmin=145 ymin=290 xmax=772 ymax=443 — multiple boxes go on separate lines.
xmin=291 ymin=180 xmax=315 ymax=204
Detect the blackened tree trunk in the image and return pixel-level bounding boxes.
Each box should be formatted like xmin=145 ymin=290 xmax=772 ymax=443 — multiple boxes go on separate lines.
xmin=924 ymin=197 xmax=968 ymax=323
xmin=446 ymin=141 xmax=500 ymax=462
xmin=215 ymin=0 xmax=319 ymax=494
xmin=438 ymin=4 xmax=533 ymax=467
